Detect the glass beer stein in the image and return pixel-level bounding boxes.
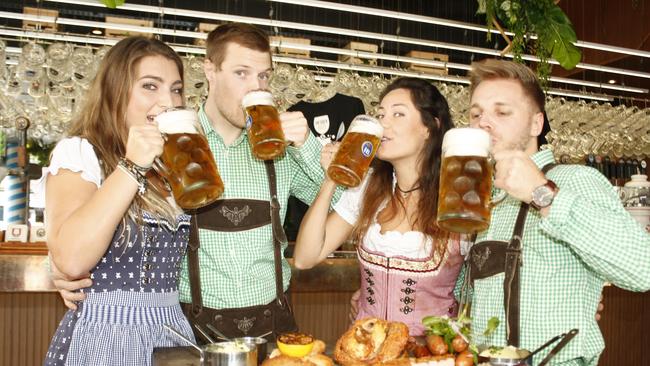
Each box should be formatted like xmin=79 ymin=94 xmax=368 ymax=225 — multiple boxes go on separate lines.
xmin=154 ymin=107 xmax=224 ymax=210
xmin=437 ymin=128 xmax=492 ymax=233
xmin=242 ymin=90 xmax=286 ymax=160
xmin=327 ymin=115 xmax=384 ymax=187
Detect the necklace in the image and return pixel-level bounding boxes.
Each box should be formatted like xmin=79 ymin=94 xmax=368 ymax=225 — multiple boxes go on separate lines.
xmin=396 ymin=184 xmax=421 ymax=198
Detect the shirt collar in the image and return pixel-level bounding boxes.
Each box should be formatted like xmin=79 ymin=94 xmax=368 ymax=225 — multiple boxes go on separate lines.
xmin=530 ymin=148 xmax=556 ymax=170
xmin=198 ymin=103 xmax=247 ymax=146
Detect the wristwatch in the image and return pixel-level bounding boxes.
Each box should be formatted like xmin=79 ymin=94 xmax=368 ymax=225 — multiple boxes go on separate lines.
xmin=531 ymin=179 xmax=559 ymax=210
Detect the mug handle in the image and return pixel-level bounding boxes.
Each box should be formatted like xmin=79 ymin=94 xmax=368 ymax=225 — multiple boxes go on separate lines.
xmin=151 ymin=158 xmax=174 ymax=193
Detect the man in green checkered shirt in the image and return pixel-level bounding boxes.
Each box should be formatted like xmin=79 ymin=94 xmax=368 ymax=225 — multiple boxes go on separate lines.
xmin=176 ymin=24 xmax=327 ymax=316
xmin=51 ymin=24 xmax=328 ymax=338
xmin=456 ymin=59 xmax=650 ymax=365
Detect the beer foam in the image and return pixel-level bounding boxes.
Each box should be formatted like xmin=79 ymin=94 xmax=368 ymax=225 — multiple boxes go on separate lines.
xmin=155 ymin=109 xmax=198 ymax=134
xmin=348 ymin=115 xmax=383 ymax=137
xmin=242 ymin=90 xmax=275 ymax=108
xmin=442 ymin=128 xmax=490 ymax=157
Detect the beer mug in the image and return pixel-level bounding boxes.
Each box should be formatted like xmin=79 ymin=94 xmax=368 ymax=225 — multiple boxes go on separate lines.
xmin=242 ymin=90 xmax=286 ymax=160
xmin=327 ymin=115 xmax=383 ymax=187
xmin=154 ymin=107 xmax=224 ymax=210
xmin=436 ymin=128 xmax=492 ymax=233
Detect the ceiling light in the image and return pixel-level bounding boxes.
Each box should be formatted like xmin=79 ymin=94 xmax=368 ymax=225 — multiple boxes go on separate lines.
xmin=272 ymin=55 xmax=472 ymax=85
xmin=546 ymin=88 xmax=613 ymax=102
xmin=274 ymin=55 xmax=617 ymax=102
xmin=268 ymin=0 xmax=650 ymax=59
xmin=1 ymin=23 xmax=645 ymax=95
xmin=39 ymin=0 xmax=650 ymax=81
xmin=91 ymin=29 xmax=102 ymax=35
xmin=608 ymin=79 xmax=617 ymax=84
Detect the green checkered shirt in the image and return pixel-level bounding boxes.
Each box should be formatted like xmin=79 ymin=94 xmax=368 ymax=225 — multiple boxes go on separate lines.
xmin=455 ymin=149 xmax=650 ymax=365
xmin=178 ymin=105 xmax=326 ymax=309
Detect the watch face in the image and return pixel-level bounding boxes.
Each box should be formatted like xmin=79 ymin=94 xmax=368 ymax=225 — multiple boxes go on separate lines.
xmin=534 ymin=186 xmax=554 ymax=207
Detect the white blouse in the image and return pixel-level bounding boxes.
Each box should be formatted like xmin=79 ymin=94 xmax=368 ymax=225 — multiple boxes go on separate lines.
xmin=37 ymin=137 xmax=103 ymax=197
xmin=334 ymin=172 xmax=434 ymax=259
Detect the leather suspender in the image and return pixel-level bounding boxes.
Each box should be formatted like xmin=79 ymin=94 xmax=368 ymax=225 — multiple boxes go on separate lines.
xmin=504 ymin=162 xmax=556 ymax=346
xmin=187 ymin=160 xmax=287 ymax=315
xmin=264 ymin=160 xmax=289 ymax=309
xmin=503 ymin=202 xmax=529 ymax=346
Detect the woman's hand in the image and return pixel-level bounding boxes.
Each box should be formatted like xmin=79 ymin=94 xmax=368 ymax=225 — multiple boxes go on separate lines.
xmin=124 ymin=122 xmax=164 ymax=169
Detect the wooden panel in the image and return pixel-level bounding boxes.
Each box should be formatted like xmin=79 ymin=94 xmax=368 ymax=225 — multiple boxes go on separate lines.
xmin=0 ymin=292 xmax=67 ymax=366
xmin=599 ymin=286 xmax=650 ymax=366
xmin=22 ymin=7 xmax=58 ymax=33
xmin=291 ymin=291 xmax=356 ymax=346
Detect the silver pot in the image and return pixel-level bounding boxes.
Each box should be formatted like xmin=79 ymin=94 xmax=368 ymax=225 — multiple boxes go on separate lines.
xmin=233 ymin=337 xmax=268 ymax=364
xmin=480 ymin=329 xmax=578 ymax=366
xmin=164 ymin=325 xmax=257 ymax=366
xmin=202 ymin=342 xmax=257 ymax=366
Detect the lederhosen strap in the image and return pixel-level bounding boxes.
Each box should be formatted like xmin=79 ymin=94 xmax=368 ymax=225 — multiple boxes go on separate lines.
xmin=503 ymin=201 xmax=528 ymax=346
xmin=265 ymin=160 xmax=290 ymax=309
xmin=467 ymin=163 xmax=556 ymax=347
xmin=187 ymin=160 xmax=287 ymax=317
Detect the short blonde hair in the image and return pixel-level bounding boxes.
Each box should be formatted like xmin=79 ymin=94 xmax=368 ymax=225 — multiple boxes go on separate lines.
xmin=469 ymin=59 xmax=545 ymax=113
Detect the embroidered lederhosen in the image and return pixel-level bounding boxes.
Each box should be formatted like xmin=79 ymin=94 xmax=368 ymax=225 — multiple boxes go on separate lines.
xmin=181 ymin=160 xmax=297 ymax=342
xmin=466 ymin=163 xmax=556 ymax=347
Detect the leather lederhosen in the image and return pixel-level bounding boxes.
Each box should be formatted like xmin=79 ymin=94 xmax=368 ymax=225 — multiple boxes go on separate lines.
xmin=181 ymin=160 xmax=297 ymax=342
xmin=465 ymin=163 xmax=556 ymax=347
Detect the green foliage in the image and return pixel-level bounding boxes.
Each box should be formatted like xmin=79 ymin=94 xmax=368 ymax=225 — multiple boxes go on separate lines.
xmin=26 ymin=139 xmax=55 ymax=166
xmin=0 ymin=132 xmax=5 ymax=159
xmin=100 ymin=0 xmax=125 ymax=8
xmin=483 ymin=316 xmax=500 ymax=336
xmin=477 ymin=0 xmax=581 ymax=84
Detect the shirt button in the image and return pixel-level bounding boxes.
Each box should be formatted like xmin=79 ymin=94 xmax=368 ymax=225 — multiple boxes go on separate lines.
xmin=144 ymin=249 xmax=154 ymax=257
xmin=143 ymin=263 xmax=153 ymax=271
xmin=142 ymin=277 xmax=151 ymax=285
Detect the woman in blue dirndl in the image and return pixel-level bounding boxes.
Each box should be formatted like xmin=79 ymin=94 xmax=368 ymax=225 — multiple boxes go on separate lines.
xmin=42 ymin=36 xmax=195 ymax=366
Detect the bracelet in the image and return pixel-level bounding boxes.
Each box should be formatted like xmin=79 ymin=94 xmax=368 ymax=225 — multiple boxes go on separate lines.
xmin=117 ymin=158 xmax=148 ymax=195
xmin=120 ymin=157 xmax=151 ymax=174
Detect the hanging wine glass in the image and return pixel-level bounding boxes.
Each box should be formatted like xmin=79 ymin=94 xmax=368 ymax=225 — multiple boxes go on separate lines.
xmin=71 ymin=46 xmax=96 ymax=88
xmin=0 ymin=40 xmax=6 ymax=80
xmin=46 ymin=42 xmax=73 ymax=83
xmin=17 ymin=42 xmax=45 ymax=82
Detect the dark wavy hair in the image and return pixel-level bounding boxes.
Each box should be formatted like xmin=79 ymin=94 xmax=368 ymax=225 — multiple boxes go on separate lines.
xmin=353 ymin=77 xmax=454 ymax=256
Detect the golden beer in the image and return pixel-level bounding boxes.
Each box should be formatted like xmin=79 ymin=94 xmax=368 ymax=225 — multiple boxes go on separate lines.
xmin=155 ymin=108 xmax=224 ymax=210
xmin=437 ymin=128 xmax=492 ymax=233
xmin=327 ymin=115 xmax=383 ymax=187
xmin=242 ymin=91 xmax=286 ymax=160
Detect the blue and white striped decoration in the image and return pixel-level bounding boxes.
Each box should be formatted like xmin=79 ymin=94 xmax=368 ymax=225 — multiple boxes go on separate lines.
xmin=4 ymin=140 xmax=26 ymax=224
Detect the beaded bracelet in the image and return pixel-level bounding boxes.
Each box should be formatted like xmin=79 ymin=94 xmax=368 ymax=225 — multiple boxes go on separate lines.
xmin=117 ymin=157 xmax=148 ymax=195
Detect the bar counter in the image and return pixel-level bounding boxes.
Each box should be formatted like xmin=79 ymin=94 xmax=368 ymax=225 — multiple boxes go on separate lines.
xmin=1 ymin=247 xmax=648 ymax=366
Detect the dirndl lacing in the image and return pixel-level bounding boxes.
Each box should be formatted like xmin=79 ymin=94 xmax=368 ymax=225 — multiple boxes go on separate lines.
xmin=63 ymin=291 xmax=194 ymax=366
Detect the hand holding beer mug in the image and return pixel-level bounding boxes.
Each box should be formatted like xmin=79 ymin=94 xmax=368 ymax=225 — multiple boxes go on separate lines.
xmin=154 ymin=107 xmax=224 ymax=210
xmin=436 ymin=128 xmax=492 ymax=233
xmin=242 ymin=90 xmax=286 ymax=160
xmin=327 ymin=115 xmax=383 ymax=187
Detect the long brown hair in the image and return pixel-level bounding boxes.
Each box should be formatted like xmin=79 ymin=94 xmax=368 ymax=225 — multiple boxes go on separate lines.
xmin=353 ymin=78 xmax=453 ymax=256
xmin=67 ymin=36 xmax=184 ymax=224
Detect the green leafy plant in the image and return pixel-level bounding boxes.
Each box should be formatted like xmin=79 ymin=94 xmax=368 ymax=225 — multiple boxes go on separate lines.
xmin=477 ymin=0 xmax=581 ymax=84
xmin=26 ymin=139 xmax=55 ymax=166
xmin=100 ymin=0 xmax=125 ymax=9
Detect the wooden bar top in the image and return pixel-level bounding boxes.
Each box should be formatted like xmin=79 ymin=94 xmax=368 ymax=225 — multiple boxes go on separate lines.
xmin=0 ymin=249 xmax=360 ymax=293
